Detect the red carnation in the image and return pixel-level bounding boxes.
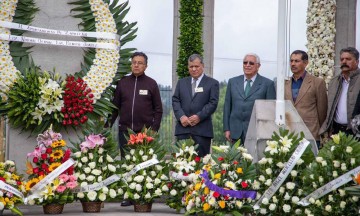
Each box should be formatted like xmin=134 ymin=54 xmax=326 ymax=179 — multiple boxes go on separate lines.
xmin=233 ymin=160 xmax=239 ymax=165
xmin=0 ymin=177 xmax=6 ymax=182
xmin=241 ymin=181 xmax=248 ymax=188
xmin=33 ymin=167 xmax=39 ymax=174
xmin=221 ymin=170 xmax=226 ymax=174
xmin=183 ymin=172 xmax=189 ymax=176
xmin=17 ymin=181 xmax=22 ymax=185
xmin=194 ymin=156 xmax=201 ymax=163
xmin=224 ymin=195 xmax=229 ymax=200
xmin=218 ymin=157 xmax=224 ymax=161
xmin=213 ymin=191 xmax=220 ymax=198
xmin=33 ymin=157 xmax=39 ymax=163
xmin=41 ymin=153 xmax=47 ymax=160
xmin=46 ymin=148 xmax=52 ymax=154
xmin=167 ymin=182 xmax=173 ymax=188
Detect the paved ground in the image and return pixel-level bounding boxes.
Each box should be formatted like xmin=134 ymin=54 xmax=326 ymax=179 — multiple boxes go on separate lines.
xmin=2 ymin=202 xmax=183 ymax=216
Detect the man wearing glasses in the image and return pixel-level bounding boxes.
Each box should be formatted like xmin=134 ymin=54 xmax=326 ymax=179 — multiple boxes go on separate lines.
xmin=111 ymin=52 xmax=163 ymax=206
xmin=223 ymin=53 xmax=276 ymax=145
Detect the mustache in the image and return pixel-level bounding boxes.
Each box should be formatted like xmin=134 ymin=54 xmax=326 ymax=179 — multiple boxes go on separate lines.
xmin=340 ymin=64 xmax=349 ymax=69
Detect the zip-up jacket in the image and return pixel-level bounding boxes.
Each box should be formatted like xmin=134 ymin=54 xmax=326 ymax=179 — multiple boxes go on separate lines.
xmin=112 ymin=73 xmax=163 ymax=132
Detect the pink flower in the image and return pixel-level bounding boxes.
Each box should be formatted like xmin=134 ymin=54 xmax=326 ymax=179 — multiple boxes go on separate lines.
xmin=56 ymin=185 xmax=67 ymax=193
xmin=80 ymin=134 xmax=106 ymax=151
xmin=87 ymin=134 xmax=105 ymax=146
xmin=68 ymin=175 xmax=77 ymax=182
xmin=66 ymin=181 xmax=78 ymax=189
xmin=27 ymin=146 xmax=45 ymax=158
xmin=80 ymin=140 xmax=95 ymax=151
xmin=59 ymin=174 xmax=70 ymax=182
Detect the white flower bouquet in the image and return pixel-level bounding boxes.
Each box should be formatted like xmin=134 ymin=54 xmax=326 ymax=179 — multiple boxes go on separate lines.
xmin=184 ymin=141 xmax=257 ymax=215
xmin=165 ymin=139 xmax=203 ymax=213
xmin=73 ymin=134 xmax=121 ymax=202
xmin=301 ymin=132 xmax=360 ymax=215
xmin=254 ymin=128 xmax=314 ymax=215
xmin=119 ymin=129 xmax=168 ymax=205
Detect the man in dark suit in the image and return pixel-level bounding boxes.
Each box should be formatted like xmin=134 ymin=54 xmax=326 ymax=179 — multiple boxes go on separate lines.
xmin=223 ymin=53 xmax=276 ymax=145
xmin=172 ymin=54 xmax=219 ymax=157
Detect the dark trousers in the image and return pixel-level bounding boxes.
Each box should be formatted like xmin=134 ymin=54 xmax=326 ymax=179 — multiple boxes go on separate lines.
xmin=332 ymin=121 xmax=353 ymax=136
xmin=176 ymin=134 xmax=211 ymax=157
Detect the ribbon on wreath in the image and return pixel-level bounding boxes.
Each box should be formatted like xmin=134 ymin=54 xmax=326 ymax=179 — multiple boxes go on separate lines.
xmin=200 ymin=170 xmax=257 ymax=199
xmin=253 ymin=139 xmax=310 ymax=210
xmin=0 ymin=180 xmax=24 ymax=199
xmin=298 ymin=165 xmax=360 ymax=206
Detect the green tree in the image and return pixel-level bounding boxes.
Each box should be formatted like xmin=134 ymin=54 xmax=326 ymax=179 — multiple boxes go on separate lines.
xmin=212 ymin=81 xmax=227 ymax=144
xmin=176 ymin=0 xmax=204 ymax=78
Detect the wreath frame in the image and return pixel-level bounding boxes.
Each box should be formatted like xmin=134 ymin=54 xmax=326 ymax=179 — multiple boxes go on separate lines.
xmin=0 ymin=0 xmax=137 ymax=134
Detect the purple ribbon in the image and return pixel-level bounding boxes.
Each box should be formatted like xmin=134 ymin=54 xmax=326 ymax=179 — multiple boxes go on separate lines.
xmin=200 ymin=170 xmax=257 ymax=200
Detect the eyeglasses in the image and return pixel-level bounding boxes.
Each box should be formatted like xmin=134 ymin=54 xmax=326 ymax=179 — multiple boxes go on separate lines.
xmin=243 ymin=61 xmax=256 ymax=66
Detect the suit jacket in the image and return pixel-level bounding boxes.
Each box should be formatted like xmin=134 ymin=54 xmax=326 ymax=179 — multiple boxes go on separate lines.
xmin=285 ymin=73 xmax=328 ymax=140
xmin=223 ymin=74 xmax=276 ymax=140
xmin=320 ymin=68 xmax=360 ymax=135
xmin=172 ymin=75 xmax=219 ymax=137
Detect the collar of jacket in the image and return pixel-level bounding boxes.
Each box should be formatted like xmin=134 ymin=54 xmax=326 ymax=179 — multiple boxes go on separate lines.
xmin=130 ymin=73 xmax=146 ymax=79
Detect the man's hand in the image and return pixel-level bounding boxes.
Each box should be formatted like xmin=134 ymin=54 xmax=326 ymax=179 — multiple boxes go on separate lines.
xmin=224 ymin=130 xmax=231 ymax=142
xmin=188 ymin=115 xmax=200 ymax=126
xmin=180 ymin=116 xmax=190 ymax=127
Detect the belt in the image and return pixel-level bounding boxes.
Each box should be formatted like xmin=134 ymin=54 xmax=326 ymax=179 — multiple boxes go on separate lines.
xmin=333 ymin=121 xmax=348 ymax=131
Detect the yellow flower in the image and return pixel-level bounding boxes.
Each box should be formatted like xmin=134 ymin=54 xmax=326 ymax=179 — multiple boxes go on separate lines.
xmin=51 ymin=140 xmax=66 ymax=148
xmin=25 ymin=178 xmax=39 ymax=191
xmin=48 ymin=162 xmax=62 ymax=172
xmin=195 ymin=182 xmax=202 ymax=190
xmin=50 ymin=149 xmax=64 ymax=160
xmin=11 ymin=173 xmax=20 ymax=181
xmin=203 ymin=203 xmax=211 ymax=212
xmin=331 ymin=134 xmax=340 ymax=144
xmin=195 ymin=170 xmax=201 ymax=175
xmin=203 ymin=164 xmax=212 ymax=171
xmin=214 ymin=173 xmax=221 ymax=179
xmin=204 ymin=187 xmax=210 ymax=195
xmin=236 ymin=167 xmax=243 ymax=174
xmin=218 ymin=200 xmax=226 ymax=209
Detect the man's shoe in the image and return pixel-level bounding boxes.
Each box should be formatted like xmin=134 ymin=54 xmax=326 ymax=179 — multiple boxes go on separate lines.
xmin=121 ymin=200 xmax=132 ymax=206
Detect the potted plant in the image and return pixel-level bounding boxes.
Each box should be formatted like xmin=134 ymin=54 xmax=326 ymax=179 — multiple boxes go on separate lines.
xmin=25 ymin=127 xmax=77 ymax=214
xmin=73 ymin=133 xmax=120 ymax=212
xmin=119 ymin=129 xmax=168 ymax=212
xmin=0 ymin=160 xmax=26 ymax=216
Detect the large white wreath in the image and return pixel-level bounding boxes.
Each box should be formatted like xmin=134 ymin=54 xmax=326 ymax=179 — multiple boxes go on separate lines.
xmin=0 ymin=0 xmax=135 ymax=132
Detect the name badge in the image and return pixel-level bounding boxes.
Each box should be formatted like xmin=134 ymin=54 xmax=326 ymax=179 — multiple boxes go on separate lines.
xmin=139 ymin=90 xmax=148 ymax=95
xmin=195 ymin=87 xmax=203 ymax=93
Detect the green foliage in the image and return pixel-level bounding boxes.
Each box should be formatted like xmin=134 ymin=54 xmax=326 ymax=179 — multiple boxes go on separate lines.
xmin=212 ymin=81 xmax=227 ymax=144
xmin=10 ymin=0 xmax=38 ymax=72
xmin=0 ymin=67 xmax=61 ymax=133
xmin=177 ymin=0 xmax=204 ymax=78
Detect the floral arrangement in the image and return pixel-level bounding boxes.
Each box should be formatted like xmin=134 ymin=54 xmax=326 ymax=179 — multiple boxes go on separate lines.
xmin=350 ymin=114 xmax=360 ymax=137
xmin=254 ymin=129 xmax=314 ymax=215
xmin=61 ymin=75 xmax=93 ymax=126
xmin=25 ymin=127 xmax=77 ymax=205
xmin=300 ymin=132 xmax=360 ymax=215
xmin=165 ymin=139 xmax=202 ymax=213
xmin=0 ymin=0 xmax=137 ymax=133
xmin=184 ymin=141 xmax=257 ymax=216
xmin=120 ymin=129 xmax=168 ymax=205
xmin=73 ymin=134 xmax=120 ymax=202
xmin=306 ymin=0 xmax=336 ymax=84
xmin=0 ymin=160 xmax=26 ymax=216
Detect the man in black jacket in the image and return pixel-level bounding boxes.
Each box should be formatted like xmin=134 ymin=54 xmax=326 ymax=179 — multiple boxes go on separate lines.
xmin=111 ymin=52 xmax=163 ymax=205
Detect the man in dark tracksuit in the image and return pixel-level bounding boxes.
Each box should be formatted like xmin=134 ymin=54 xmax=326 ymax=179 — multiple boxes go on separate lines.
xmin=111 ymin=52 xmax=163 ymax=206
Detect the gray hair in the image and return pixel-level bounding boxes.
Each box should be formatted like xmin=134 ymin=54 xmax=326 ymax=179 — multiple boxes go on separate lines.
xmin=340 ymin=47 xmax=359 ymax=61
xmin=244 ymin=53 xmax=261 ymax=64
xmin=188 ymin=54 xmax=204 ymax=64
